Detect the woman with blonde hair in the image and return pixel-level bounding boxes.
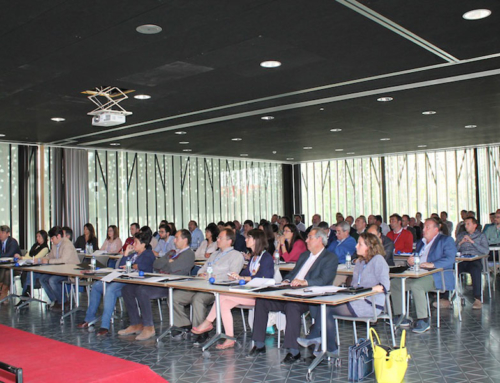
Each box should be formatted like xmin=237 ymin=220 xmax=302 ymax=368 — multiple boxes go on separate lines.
xmin=100 ymin=225 xmax=122 ymax=253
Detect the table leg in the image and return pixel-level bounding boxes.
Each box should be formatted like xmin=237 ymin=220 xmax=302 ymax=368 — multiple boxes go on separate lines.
xmin=156 ymin=287 xmax=183 ymax=343
xmin=306 ymin=304 xmax=333 ymax=376
xmin=401 ymin=278 xmax=407 ymax=317
xmin=60 ymin=277 xmax=82 ymax=322
xmin=0 ymin=268 xmax=21 ymax=304
xmin=15 ymin=271 xmax=47 ymax=310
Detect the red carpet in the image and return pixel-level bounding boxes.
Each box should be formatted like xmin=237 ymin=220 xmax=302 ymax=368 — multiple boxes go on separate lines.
xmin=0 ymin=324 xmax=167 ymax=383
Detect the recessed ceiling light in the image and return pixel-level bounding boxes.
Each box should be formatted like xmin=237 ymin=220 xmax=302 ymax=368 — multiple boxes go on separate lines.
xmin=422 ymin=111 xmax=436 ymax=115
xmin=51 ymin=117 xmax=65 ymax=122
xmin=110 ymin=143 xmax=120 ymax=146
xmin=319 ymin=108 xmax=325 ymax=111
xmin=182 ymin=149 xmax=192 ymax=152
xmin=463 ymin=9 xmax=491 ymax=20
xmin=418 ymin=145 xmax=427 ymax=148
xmin=377 ymin=97 xmax=393 ymax=102
xmin=335 ymin=149 xmax=344 ymax=152
xmin=240 ymin=154 xmax=248 ymax=157
xmin=303 ymin=146 xmax=313 ymax=150
xmin=272 ymin=151 xmax=277 ymax=154
xmin=347 ymin=152 xmax=355 ymax=155
xmin=260 ymin=60 xmax=281 ymax=68
xmin=286 ymin=157 xmax=294 ymax=160
xmin=0 ymin=134 xmax=5 ymax=138
xmin=330 ymin=128 xmax=342 ymax=132
xmin=179 ymin=141 xmax=189 ymax=144
xmin=136 ymin=24 xmax=162 ymax=34
xmin=175 ymin=131 xmax=187 ymax=135
xmin=134 ymin=94 xmax=151 ymax=100
xmin=231 ymin=138 xmax=242 ymax=141
xmin=380 ymin=138 xmax=390 ymax=141
xmin=261 ymin=116 xmax=274 ymax=120
xmin=465 ymin=125 xmax=477 ymax=129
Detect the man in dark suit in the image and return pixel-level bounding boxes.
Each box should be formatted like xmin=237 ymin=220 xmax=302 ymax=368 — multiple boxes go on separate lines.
xmin=248 ymin=228 xmax=338 ymax=365
xmin=318 ymin=221 xmax=336 ymax=248
xmin=224 ymin=221 xmax=247 ymax=252
xmin=0 ymin=225 xmax=21 ymax=302
xmin=392 ymin=218 xmax=456 ymax=334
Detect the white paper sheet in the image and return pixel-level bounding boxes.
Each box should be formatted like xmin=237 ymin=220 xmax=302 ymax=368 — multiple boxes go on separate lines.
xmin=101 ymin=270 xmax=124 ymax=282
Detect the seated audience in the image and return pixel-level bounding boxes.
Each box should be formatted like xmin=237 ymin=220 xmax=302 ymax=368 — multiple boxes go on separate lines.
xmin=452 ymin=217 xmax=489 ymax=310
xmin=194 ymin=223 xmax=219 ymax=261
xmin=410 ymin=217 xmax=423 ymax=241
xmin=387 ymin=214 xmax=413 ymax=253
xmin=17 ymin=230 xmax=49 ymax=301
xmin=78 ymin=229 xmax=156 ymax=336
xmin=153 ymin=224 xmax=175 ymax=257
xmin=305 ymin=214 xmax=321 ymax=235
xmin=278 ymin=224 xmax=307 ymax=263
xmin=392 ymin=218 xmax=456 ymax=333
xmin=243 ymin=220 xmax=255 ymax=237
xmin=355 ymin=216 xmax=367 ymax=236
xmin=121 ymin=223 xmax=140 ymax=252
xmin=366 ymin=224 xmax=394 ymax=266
xmin=192 ymin=229 xmax=274 ymax=349
xmin=74 ymin=223 xmax=98 ymax=252
xmin=375 ymin=215 xmax=390 ymax=235
xmin=259 ymin=221 xmax=276 ymax=255
xmin=119 ymin=229 xmax=193 ymax=340
xmin=100 ymin=225 xmax=122 ymax=253
xmin=189 ymin=220 xmax=204 ymax=251
xmin=415 ymin=212 xmax=424 ymax=230
xmin=172 ymin=229 xmax=244 ymax=344
xmin=0 ymin=225 xmax=22 ymax=302
xmin=168 ymin=222 xmax=178 ymax=236
xmin=224 ymin=221 xmax=247 ymax=252
xmin=318 ymin=221 xmax=336 ymax=247
xmin=455 ymin=210 xmax=468 ymax=236
xmin=326 ymin=221 xmax=356 ymax=264
xmin=298 ymin=233 xmax=388 ymax=356
xmin=483 ymin=213 xmax=496 ymax=233
xmin=441 ymin=211 xmax=453 ymax=235
xmin=294 ymin=214 xmax=306 ymax=233
xmin=62 ymin=226 xmax=73 ymax=241
xmin=38 ymin=226 xmax=79 ymax=311
xmin=402 ymin=214 xmax=417 ymax=243
xmin=484 ymin=212 xmax=500 ymax=245
xmin=249 ymin=228 xmax=337 ymax=364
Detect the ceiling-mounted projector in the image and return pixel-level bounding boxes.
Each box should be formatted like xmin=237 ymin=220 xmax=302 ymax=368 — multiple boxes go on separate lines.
xmin=92 ymin=112 xmax=126 ymax=127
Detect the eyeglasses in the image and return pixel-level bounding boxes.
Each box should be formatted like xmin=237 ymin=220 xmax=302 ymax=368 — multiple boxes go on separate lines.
xmin=217 ymin=236 xmax=228 ymax=240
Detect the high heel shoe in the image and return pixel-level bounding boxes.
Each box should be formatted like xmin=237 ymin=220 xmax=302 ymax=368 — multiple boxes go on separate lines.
xmin=191 ymin=323 xmax=213 ymax=335
xmin=297 ymin=337 xmax=321 ymax=351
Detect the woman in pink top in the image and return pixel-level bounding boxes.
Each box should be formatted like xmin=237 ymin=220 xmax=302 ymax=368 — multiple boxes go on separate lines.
xmin=100 ymin=225 xmax=123 ymax=254
xmin=278 ymin=224 xmax=307 ymax=262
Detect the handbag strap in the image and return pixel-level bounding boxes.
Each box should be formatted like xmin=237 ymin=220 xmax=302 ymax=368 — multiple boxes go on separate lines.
xmin=369 ymin=327 xmax=381 ymax=346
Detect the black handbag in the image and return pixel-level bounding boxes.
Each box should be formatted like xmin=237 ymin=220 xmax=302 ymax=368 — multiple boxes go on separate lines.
xmin=348 ymin=337 xmax=374 ymax=381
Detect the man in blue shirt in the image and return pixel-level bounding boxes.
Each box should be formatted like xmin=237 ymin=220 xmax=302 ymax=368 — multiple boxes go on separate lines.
xmin=326 ymin=221 xmax=356 ymax=264
xmin=153 ymin=224 xmax=175 ymax=257
xmin=188 ymin=220 xmax=204 ymax=251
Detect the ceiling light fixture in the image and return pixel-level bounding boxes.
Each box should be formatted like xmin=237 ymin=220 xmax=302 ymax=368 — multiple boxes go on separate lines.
xmin=335 ymin=149 xmax=344 ymax=152
xmin=136 ymin=24 xmax=162 ymax=34
xmin=319 ymin=108 xmax=325 ymax=111
xmin=51 ymin=117 xmax=65 ymax=122
xmin=330 ymin=128 xmax=342 ymax=132
xmin=347 ymin=152 xmax=355 ymax=155
xmin=377 ymin=97 xmax=393 ymax=102
xmin=303 ymin=146 xmax=313 ymax=150
xmin=286 ymin=158 xmax=294 ymax=160
xmin=182 ymin=149 xmax=192 ymax=152
xmin=463 ymin=9 xmax=491 ymax=20
xmin=380 ymin=138 xmax=390 ymax=141
xmin=175 ymin=131 xmax=187 ymax=135
xmin=422 ymin=111 xmax=436 ymax=115
xmin=272 ymin=151 xmax=277 ymax=154
xmin=179 ymin=141 xmax=189 ymax=144
xmin=110 ymin=143 xmax=120 ymax=146
xmin=261 ymin=116 xmax=274 ymax=120
xmin=465 ymin=125 xmax=477 ymax=129
xmin=260 ymin=60 xmax=281 ymax=68
xmin=134 ymin=94 xmax=151 ymax=100
xmin=418 ymin=145 xmax=427 ymax=148
xmin=231 ymin=138 xmax=242 ymax=141
xmin=240 ymin=154 xmax=248 ymax=157
xmin=0 ymin=134 xmax=6 ymax=137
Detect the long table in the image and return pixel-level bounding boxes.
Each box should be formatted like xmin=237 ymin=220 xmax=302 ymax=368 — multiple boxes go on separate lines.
xmin=1 ymin=263 xmax=377 ymax=379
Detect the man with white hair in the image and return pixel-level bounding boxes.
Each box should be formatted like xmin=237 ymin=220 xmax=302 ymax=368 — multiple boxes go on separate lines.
xmin=326 ymin=221 xmax=356 ymax=264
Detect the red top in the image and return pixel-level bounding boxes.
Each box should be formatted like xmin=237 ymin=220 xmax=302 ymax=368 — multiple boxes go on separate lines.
xmin=121 ymin=236 xmax=134 ymax=252
xmin=387 ymin=229 xmax=413 ymax=253
xmin=279 ymin=239 xmax=307 ymax=262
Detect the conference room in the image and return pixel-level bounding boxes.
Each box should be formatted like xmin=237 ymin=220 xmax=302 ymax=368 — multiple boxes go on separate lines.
xmin=1 ymin=1 xmax=500 ymax=382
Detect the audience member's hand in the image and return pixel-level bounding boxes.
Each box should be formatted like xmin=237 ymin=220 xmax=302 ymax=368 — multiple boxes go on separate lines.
xmin=421 ymin=262 xmax=434 ymax=269
xmin=291 ymin=279 xmax=308 ymax=287
xmin=124 ymin=245 xmax=134 ymax=256
xmin=41 ymin=258 xmax=49 ymax=264
xmin=228 ymin=272 xmax=239 ymax=280
xmin=372 ymin=285 xmax=384 ymax=293
xmin=407 ymin=256 xmax=415 ymax=266
xmin=132 ymin=264 xmax=138 ymax=270
xmin=198 ymin=273 xmax=207 ymax=278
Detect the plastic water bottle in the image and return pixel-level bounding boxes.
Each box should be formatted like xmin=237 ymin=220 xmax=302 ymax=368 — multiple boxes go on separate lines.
xmin=89 ymin=244 xmax=94 ymax=254
xmin=207 ymin=262 xmax=213 ymax=280
xmin=414 ymin=255 xmax=421 ymax=272
xmin=346 ymin=252 xmax=352 ymax=270
xmin=274 ymin=250 xmax=280 ymax=265
xmin=90 ymin=255 xmax=96 ymax=271
xmin=126 ymin=259 xmax=132 ymax=273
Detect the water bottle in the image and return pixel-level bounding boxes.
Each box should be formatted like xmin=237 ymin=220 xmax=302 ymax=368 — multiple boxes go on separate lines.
xmin=126 ymin=259 xmax=132 ymax=274
xmin=85 ymin=243 xmax=89 ymax=254
xmin=90 ymin=255 xmax=96 ymax=271
xmin=89 ymin=244 xmax=94 ymax=254
xmin=207 ymin=262 xmax=213 ymax=280
xmin=414 ymin=255 xmax=421 ymax=272
xmin=346 ymin=252 xmax=352 ymax=270
xmin=274 ymin=250 xmax=280 ymax=265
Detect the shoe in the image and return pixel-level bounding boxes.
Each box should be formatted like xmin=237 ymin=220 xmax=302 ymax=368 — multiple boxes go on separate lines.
xmin=51 ymin=303 xmax=63 ymax=312
xmin=282 ymin=352 xmax=301 ymax=365
xmin=412 ymin=319 xmax=430 ymax=334
xmin=77 ymin=322 xmax=90 ymax=329
xmin=266 ymin=326 xmax=275 ymax=335
xmin=216 ymin=340 xmax=236 ymax=350
xmin=191 ymin=322 xmax=213 ymax=335
xmin=171 ymin=325 xmax=192 ymax=338
xmin=472 ymin=299 xmax=482 ymax=310
xmin=247 ymin=346 xmax=266 ymax=357
xmin=314 ymin=349 xmax=339 ymax=358
xmin=393 ymin=315 xmax=408 ymax=327
xmin=135 ymin=326 xmax=155 ymax=341
xmin=97 ymin=328 xmax=109 ymax=336
xmin=118 ymin=324 xmax=144 ymax=336
xmin=192 ymin=332 xmax=209 ymax=346
xmin=297 ymin=337 xmax=321 ymax=351
xmin=432 ymin=299 xmax=451 ymax=309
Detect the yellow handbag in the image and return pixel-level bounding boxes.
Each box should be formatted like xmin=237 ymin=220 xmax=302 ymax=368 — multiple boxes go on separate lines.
xmin=369 ymin=328 xmax=410 ymax=383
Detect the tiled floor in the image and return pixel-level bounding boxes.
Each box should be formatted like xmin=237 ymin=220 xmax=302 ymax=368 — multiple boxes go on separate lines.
xmin=2 ymin=280 xmax=500 ymax=383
